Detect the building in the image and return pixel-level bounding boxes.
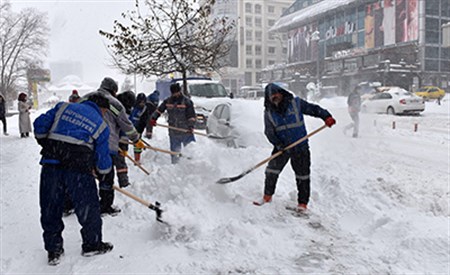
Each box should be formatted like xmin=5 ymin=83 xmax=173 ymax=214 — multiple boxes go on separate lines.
xmin=266 ymin=0 xmax=450 ymax=96
xmin=212 ymin=0 xmax=293 ymax=97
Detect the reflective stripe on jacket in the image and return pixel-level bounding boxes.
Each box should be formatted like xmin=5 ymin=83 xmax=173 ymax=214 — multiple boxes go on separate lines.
xmin=33 ymin=101 xmax=112 ymax=174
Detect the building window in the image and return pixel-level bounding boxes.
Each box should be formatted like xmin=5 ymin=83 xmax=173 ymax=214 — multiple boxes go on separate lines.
xmin=255 ymin=4 xmax=261 ymax=14
xmin=425 ymin=31 xmax=439 ymax=44
xmin=255 ymin=31 xmax=262 ymax=42
xmin=425 ymin=0 xmax=439 ymax=16
xmin=268 ymin=47 xmax=276 ymax=54
xmin=268 ymin=19 xmax=275 ymax=27
xmin=255 ymin=17 xmax=262 ymax=27
xmin=256 ymin=72 xmax=262 ymax=82
xmin=268 ymin=60 xmax=275 ymax=65
xmin=246 ymin=30 xmax=252 ymax=41
xmin=255 ymin=59 xmax=262 ymax=69
xmin=255 ymin=45 xmax=262 ymax=55
xmin=282 ymin=47 xmax=287 ymax=54
xmin=245 ymin=3 xmax=252 ymax=13
xmin=268 ymin=5 xmax=275 ymax=13
xmin=425 ymin=47 xmax=439 ymax=58
xmin=245 ymin=72 xmax=253 ymax=85
xmin=246 ymin=59 xmax=252 ymax=68
xmin=268 ymin=33 xmax=275 ymax=40
xmin=441 ymin=60 xmax=450 ymax=71
xmin=245 ymin=16 xmax=252 ymax=27
xmin=425 ymin=59 xmax=439 ymax=71
xmin=246 ymin=45 xmax=252 ymax=55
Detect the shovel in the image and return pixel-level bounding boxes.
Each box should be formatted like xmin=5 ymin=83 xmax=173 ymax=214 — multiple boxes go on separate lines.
xmin=216 ymin=125 xmax=327 ymax=184
xmin=112 ymin=185 xmax=167 ymax=224
xmin=156 ymin=123 xmax=209 ymax=137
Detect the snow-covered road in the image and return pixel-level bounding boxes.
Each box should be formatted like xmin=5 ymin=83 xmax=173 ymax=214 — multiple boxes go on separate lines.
xmin=1 ymin=96 xmax=448 ymax=274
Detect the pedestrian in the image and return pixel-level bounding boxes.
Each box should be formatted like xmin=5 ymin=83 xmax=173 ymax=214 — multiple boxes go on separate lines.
xmin=150 ymin=83 xmax=196 ymax=164
xmin=254 ymin=83 xmax=336 ymax=212
xmin=144 ymin=90 xmax=160 ymax=139
xmin=68 ymin=89 xmax=81 ymax=103
xmin=0 ymin=94 xmax=8 ymax=135
xmin=344 ymin=86 xmax=361 ymax=138
xmin=84 ymin=77 xmax=145 ymax=216
xmin=116 ymin=90 xmax=137 ymax=187
xmin=18 ymin=92 xmax=32 ymax=138
xmin=129 ymin=93 xmax=147 ymax=163
xmin=33 ymin=93 xmax=114 ymax=265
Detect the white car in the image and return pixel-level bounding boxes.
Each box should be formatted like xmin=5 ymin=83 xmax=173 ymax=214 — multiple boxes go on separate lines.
xmin=361 ymin=87 xmax=425 ymax=115
xmin=206 ymin=99 xmax=268 ymax=148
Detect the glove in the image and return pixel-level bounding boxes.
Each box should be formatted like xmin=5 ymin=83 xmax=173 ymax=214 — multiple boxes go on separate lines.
xmin=119 ymin=150 xmax=128 ymax=157
xmin=119 ymin=180 xmax=130 ymax=188
xmin=187 ymin=127 xmax=194 ymax=134
xmin=134 ymin=139 xmax=146 ymax=149
xmin=324 ymin=116 xmax=336 ymax=128
xmin=150 ymin=119 xmax=157 ymax=127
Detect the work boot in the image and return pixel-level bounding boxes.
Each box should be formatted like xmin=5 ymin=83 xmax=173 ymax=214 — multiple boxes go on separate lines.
xmin=101 ymin=205 xmax=121 ymax=216
xmin=3 ymin=132 xmax=8 ymax=136
xmin=297 ymin=203 xmax=308 ymax=212
xmin=47 ymin=249 xmax=64 ymax=266
xmin=82 ymin=242 xmax=113 ymax=257
xmin=253 ymin=194 xmax=272 ymax=206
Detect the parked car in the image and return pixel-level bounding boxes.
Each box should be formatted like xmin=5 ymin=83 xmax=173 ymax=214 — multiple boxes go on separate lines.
xmin=415 ymin=86 xmax=445 ymax=100
xmin=206 ymin=99 xmax=267 ymax=148
xmin=361 ymin=86 xmax=425 ymax=115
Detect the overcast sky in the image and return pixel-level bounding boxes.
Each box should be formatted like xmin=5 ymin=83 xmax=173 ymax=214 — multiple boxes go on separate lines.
xmin=10 ymin=0 xmax=137 ymax=85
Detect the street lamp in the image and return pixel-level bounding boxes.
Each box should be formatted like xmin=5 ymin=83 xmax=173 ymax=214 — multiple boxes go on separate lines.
xmin=310 ymin=30 xmax=321 ymax=96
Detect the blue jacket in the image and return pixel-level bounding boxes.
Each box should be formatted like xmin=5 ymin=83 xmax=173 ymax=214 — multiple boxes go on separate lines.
xmin=264 ymin=83 xmax=331 ymax=152
xmin=34 ymin=101 xmax=112 ymax=174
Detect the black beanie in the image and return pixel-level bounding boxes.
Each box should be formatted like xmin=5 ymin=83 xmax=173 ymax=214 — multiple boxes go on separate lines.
xmin=87 ymin=93 xmax=110 ymax=109
xmin=100 ymin=77 xmax=118 ymax=94
xmin=170 ymin=83 xmax=181 ymax=94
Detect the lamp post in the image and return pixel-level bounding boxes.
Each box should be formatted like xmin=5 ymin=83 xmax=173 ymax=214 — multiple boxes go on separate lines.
xmin=310 ymin=30 xmax=321 ymax=96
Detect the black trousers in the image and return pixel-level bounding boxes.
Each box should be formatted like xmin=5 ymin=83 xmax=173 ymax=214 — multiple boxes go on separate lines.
xmin=264 ymin=147 xmax=311 ymax=205
xmin=0 ymin=116 xmax=6 ymax=133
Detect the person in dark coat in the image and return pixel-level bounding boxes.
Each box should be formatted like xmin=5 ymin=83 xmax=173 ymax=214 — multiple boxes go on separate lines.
xmin=83 ymin=77 xmax=145 ymax=216
xmin=254 ymin=83 xmax=336 ymax=212
xmin=129 ymin=93 xmax=147 ymax=163
xmin=0 ymin=94 xmax=8 ymax=135
xmin=115 ymin=90 xmax=136 ymax=187
xmin=144 ymin=90 xmax=160 ymax=139
xmin=150 ymin=83 xmax=196 ymax=164
xmin=34 ymin=93 xmax=114 ymax=265
xmin=344 ymin=87 xmax=361 ymax=138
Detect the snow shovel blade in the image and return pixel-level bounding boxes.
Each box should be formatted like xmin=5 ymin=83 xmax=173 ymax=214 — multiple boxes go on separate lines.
xmin=148 ymin=201 xmax=166 ymax=224
xmin=216 ymin=173 xmax=245 ymax=184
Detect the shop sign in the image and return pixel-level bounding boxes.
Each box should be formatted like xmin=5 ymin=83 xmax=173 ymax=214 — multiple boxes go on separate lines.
xmin=325 ymin=21 xmax=356 ymax=40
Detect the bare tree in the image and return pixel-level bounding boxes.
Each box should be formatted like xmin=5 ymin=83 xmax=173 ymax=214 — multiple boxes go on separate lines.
xmin=99 ymin=0 xmax=235 ymax=94
xmin=0 ymin=1 xmax=49 ymax=102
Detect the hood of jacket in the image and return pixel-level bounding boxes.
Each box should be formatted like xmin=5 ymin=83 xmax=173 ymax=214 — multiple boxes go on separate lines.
xmin=264 ymin=83 xmax=294 ymax=113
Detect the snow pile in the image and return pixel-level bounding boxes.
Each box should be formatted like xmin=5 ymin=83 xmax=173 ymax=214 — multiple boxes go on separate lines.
xmin=0 ymin=96 xmax=448 ymax=273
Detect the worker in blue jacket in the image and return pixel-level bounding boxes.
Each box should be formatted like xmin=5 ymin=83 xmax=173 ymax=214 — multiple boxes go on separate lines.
xmin=254 ymin=83 xmax=336 ymax=212
xmin=34 ymin=93 xmax=114 ymax=265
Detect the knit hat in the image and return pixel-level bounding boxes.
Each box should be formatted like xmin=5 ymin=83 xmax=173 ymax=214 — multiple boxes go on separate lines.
xmin=170 ymin=83 xmax=181 ymax=94
xmin=99 ymin=77 xmax=118 ymax=95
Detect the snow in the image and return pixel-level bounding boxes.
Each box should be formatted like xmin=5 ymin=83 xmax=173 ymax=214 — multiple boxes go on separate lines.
xmin=1 ymin=96 xmax=449 ymax=273
xmin=271 ymin=0 xmax=358 ymax=32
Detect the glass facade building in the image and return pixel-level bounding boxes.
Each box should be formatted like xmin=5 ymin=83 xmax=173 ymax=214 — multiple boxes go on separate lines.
xmin=266 ymin=0 xmax=450 ymax=95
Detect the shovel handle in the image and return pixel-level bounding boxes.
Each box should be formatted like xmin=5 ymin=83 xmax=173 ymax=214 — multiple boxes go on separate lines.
xmin=119 ymin=148 xmax=151 ymax=175
xmin=156 ymin=123 xmax=208 ymax=137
